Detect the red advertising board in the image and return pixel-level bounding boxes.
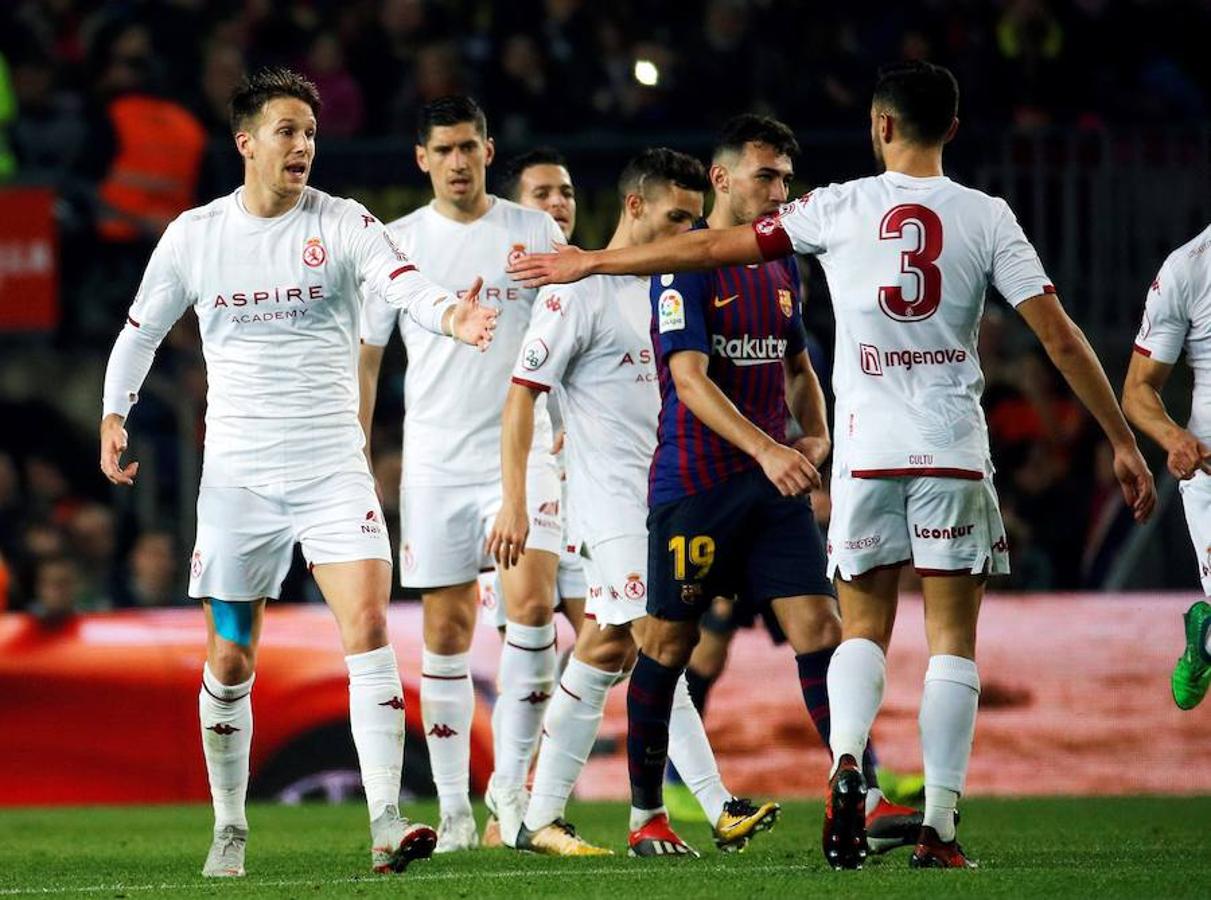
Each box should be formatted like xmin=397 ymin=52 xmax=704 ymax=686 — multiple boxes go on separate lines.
xmin=0 ymin=188 xmax=58 ymax=332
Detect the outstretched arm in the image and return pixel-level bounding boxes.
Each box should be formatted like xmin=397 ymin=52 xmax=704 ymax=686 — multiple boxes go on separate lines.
xmin=1017 ymin=292 xmax=1155 ymax=520
xmin=510 ymin=223 xmax=769 ymax=287
xmin=486 ymin=383 xmax=540 ymax=568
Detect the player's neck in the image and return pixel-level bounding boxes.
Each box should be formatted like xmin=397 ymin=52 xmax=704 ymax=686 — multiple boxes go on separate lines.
xmin=706 ymin=204 xmax=736 ymax=231
xmin=605 ymin=218 xmax=634 ymax=251
xmin=432 ymin=191 xmax=492 ymax=224
xmin=241 ymin=179 xmax=303 ymax=218
xmin=881 ymin=145 xmax=945 ymax=179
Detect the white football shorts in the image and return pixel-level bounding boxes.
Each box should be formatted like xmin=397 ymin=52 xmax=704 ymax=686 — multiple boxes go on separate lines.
xmin=827 ymin=469 xmax=1009 ymax=580
xmin=1178 ymin=471 xmax=1211 ymax=595
xmin=583 ymin=533 xmax=649 ymax=627
xmin=399 ymin=460 xmax=562 ymax=589
xmin=189 ymin=469 xmax=391 ymax=602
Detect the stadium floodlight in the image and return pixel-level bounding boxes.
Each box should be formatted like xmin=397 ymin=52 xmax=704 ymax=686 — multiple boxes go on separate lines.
xmin=633 ymin=59 xmax=659 ymax=87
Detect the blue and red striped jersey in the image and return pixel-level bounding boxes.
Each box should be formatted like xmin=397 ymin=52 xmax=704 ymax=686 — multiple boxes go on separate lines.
xmin=649 ymin=224 xmax=810 ymax=506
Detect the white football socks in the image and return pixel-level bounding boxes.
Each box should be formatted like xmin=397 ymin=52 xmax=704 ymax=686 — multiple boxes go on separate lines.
xmin=199 ymin=664 xmax=254 ymax=831
xmin=345 ymin=645 xmax=405 ymax=821
xmin=826 ymin=638 xmax=886 ymax=776
xmin=920 ymin=654 xmax=980 ymax=842
xmin=494 ymin=621 xmax=556 ymax=787
xmin=524 ymin=656 xmax=617 ymax=831
xmin=421 ymin=649 xmax=474 ymax=818
xmin=668 ymin=673 xmax=730 ymax=824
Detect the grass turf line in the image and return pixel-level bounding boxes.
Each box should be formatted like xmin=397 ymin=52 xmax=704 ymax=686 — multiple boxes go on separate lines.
xmin=1 ymin=797 xmax=1209 ymax=898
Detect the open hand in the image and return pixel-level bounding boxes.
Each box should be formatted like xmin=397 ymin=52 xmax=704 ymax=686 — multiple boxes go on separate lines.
xmin=100 ymin=414 xmax=138 ymax=486
xmin=507 ymin=244 xmax=591 ymax=288
xmin=449 ymin=277 xmax=498 ymax=350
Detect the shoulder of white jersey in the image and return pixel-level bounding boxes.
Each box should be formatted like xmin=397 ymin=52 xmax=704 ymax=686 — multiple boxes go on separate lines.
xmin=173 ymin=192 xmax=237 ymax=230
xmin=1175 ymin=223 xmax=1211 ymax=270
xmin=384 ymin=203 xmax=430 ymax=235
xmin=491 ymin=196 xmax=561 ymax=237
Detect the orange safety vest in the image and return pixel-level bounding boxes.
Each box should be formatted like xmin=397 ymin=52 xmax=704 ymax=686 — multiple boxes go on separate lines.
xmin=98 ymin=95 xmax=206 ymax=242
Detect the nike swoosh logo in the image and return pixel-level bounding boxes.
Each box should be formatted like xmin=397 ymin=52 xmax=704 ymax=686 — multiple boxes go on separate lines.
xmin=713 ymin=295 xmax=739 ymax=308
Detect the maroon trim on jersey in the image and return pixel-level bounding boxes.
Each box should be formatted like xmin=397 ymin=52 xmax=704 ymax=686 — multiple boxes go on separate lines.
xmin=851 ymin=467 xmax=984 ymax=481
xmin=752 ymin=215 xmax=793 ymax=260
xmin=915 ymin=566 xmax=981 ymax=577
xmin=389 ymin=264 xmax=418 ymax=279
xmin=1133 ymin=343 xmax=1153 ymax=358
xmin=1042 ymin=284 xmax=1057 ymax=294
xmin=126 ymin=315 xmax=141 ymax=328
xmin=583 ymin=611 xmax=597 ymax=621
xmin=511 ymin=376 xmax=551 ymax=393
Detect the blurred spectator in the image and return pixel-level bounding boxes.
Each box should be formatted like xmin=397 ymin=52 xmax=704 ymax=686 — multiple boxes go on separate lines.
xmin=302 ymin=32 xmax=364 ymax=137
xmin=66 ymin=503 xmax=117 ymax=610
xmin=27 ymin=555 xmax=79 ymax=624
xmin=115 ymin=528 xmax=182 ymax=608
xmin=195 ymin=41 xmax=245 ymax=137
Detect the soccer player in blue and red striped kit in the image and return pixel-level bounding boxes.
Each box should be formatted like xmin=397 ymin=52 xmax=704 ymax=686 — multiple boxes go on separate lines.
xmin=626 ymin=115 xmax=921 ymax=858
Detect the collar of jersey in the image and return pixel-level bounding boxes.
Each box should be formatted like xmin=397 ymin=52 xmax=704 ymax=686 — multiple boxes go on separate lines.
xmin=426 ymin=194 xmax=498 ymax=227
xmin=232 ymin=187 xmax=308 ymax=226
xmin=880 ymin=170 xmax=950 ymax=186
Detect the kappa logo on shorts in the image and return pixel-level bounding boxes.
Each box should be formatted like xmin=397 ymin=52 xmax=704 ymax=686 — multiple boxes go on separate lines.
xmin=992 ymin=534 xmax=1010 ymax=554
xmin=624 ymin=573 xmax=646 ymax=600
xmin=190 ymin=550 xmax=203 ymax=578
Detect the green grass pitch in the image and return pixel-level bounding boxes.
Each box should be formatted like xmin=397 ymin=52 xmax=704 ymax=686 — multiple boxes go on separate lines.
xmin=2 ymin=797 xmax=1209 ymax=898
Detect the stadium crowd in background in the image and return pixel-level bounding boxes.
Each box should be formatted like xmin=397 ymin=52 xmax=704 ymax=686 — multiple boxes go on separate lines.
xmin=0 ymin=0 xmax=1204 ymax=610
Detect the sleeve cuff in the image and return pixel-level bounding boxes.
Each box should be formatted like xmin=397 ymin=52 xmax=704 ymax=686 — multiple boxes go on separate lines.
xmin=752 ymin=215 xmax=793 ymax=260
xmin=511 ymin=376 xmax=551 ymax=392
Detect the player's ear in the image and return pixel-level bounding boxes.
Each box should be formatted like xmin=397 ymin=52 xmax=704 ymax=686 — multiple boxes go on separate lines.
xmin=624 ymin=192 xmax=644 ymax=221
xmin=415 ymin=144 xmax=430 ymax=174
xmin=943 ymin=117 xmax=959 ymax=145
xmin=483 ymin=136 xmax=496 ymax=167
xmin=708 ymin=163 xmax=729 ymax=195
xmin=234 ymin=130 xmax=252 ymax=161
xmin=880 ymin=112 xmax=894 ymax=145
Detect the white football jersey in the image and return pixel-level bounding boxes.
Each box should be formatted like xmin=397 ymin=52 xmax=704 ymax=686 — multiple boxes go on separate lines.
xmin=758 ymin=171 xmax=1053 ymax=476
xmin=102 ymin=187 xmax=459 ymax=487
xmin=362 ymin=197 xmax=562 ymax=486
xmin=1134 ymin=223 xmax=1211 ymax=442
xmin=511 ymin=275 xmax=658 ymax=543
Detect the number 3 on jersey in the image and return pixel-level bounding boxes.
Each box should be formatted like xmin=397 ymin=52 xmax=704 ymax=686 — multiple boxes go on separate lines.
xmin=668 ymin=534 xmax=715 ymax=580
xmin=878 ymin=203 xmax=943 ymax=322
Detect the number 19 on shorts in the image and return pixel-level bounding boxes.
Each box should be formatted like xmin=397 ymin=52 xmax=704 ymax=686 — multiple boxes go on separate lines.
xmin=668 ymin=534 xmax=715 ymax=580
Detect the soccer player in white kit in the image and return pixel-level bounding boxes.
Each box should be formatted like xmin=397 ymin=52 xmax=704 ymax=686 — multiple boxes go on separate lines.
xmin=500 ymin=147 xmax=586 ymax=634
xmin=511 ymin=62 xmax=1155 ymax=869
xmin=358 ymin=97 xmax=566 ymax=852
xmin=488 ymin=148 xmax=780 ymax=856
xmin=1123 ymin=227 xmax=1211 ymax=711
xmin=97 ymin=68 xmax=497 ymax=878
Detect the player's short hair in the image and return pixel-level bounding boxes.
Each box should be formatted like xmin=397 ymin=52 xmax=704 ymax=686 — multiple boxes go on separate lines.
xmin=417 ymin=95 xmax=488 ymax=145
xmin=229 ymin=66 xmax=321 ymax=135
xmin=618 ymin=148 xmax=709 ymax=202
xmin=871 ymin=61 xmax=959 ymax=146
xmin=498 ymin=147 xmax=568 ymax=201
xmin=712 ymin=114 xmax=800 ymax=164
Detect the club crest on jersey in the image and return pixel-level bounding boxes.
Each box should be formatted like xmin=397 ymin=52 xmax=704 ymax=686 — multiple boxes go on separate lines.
xmin=754 ymin=216 xmax=779 ymax=236
xmin=302 ymin=237 xmax=326 ymax=268
xmin=624 ymin=573 xmax=646 ymax=600
xmin=778 ymin=288 xmax=793 ymax=318
xmin=522 ymin=338 xmax=549 ymax=371
xmin=507 ymin=243 xmax=527 ymax=267
xmin=658 ymin=289 xmax=685 ymax=333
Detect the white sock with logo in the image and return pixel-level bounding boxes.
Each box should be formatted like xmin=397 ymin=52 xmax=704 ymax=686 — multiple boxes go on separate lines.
xmin=495 ymin=621 xmax=557 ymax=787
xmin=346 ymin=645 xmax=405 ymax=821
xmin=826 ymin=638 xmax=886 ymax=776
xmin=524 ymin=656 xmax=617 ymax=831
xmin=421 ymin=649 xmax=474 ymax=818
xmin=199 ymin=664 xmax=254 ymax=831
xmin=919 ymin=654 xmax=980 ymax=842
xmin=668 ymin=673 xmax=731 ymax=824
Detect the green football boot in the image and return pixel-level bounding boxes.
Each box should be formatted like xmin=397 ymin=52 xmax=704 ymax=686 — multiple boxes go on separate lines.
xmin=1172 ymin=600 xmax=1211 ymax=710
